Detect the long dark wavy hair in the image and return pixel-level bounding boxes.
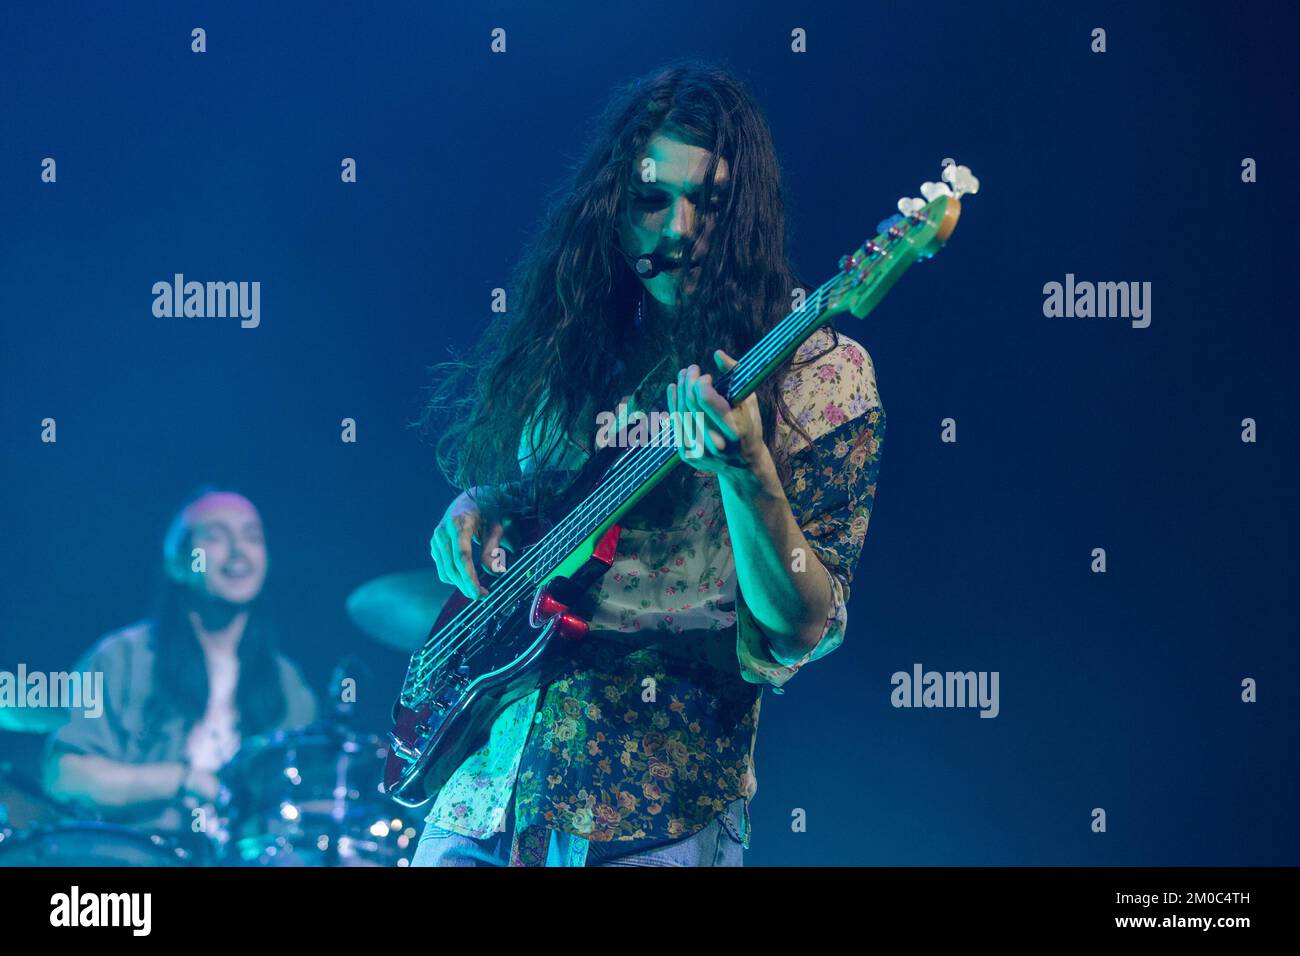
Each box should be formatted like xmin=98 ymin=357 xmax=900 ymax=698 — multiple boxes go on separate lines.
xmin=142 ymin=486 xmax=288 ymax=740
xmin=418 ymin=60 xmax=837 ymax=514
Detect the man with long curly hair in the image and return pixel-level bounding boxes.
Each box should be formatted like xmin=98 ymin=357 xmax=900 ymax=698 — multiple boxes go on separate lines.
xmin=413 ymin=61 xmax=885 ymax=867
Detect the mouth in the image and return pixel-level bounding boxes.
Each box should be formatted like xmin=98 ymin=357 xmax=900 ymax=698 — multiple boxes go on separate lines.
xmin=221 ymin=559 xmax=253 ymax=579
xmin=661 ymin=258 xmax=701 ymax=273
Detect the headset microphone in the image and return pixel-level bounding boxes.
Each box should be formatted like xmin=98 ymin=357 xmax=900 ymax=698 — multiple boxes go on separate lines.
xmin=621 ymin=246 xmax=690 ymax=280
xmin=623 ymin=249 xmax=663 ymax=279
xmin=633 ymin=254 xmax=662 ymax=279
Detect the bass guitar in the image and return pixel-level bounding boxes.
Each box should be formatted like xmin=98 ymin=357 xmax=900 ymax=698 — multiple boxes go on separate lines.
xmin=384 ymin=163 xmax=978 ymax=807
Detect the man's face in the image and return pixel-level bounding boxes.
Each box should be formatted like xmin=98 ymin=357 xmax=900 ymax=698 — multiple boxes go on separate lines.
xmin=619 ymin=132 xmax=730 ymax=308
xmin=182 ymin=493 xmax=268 ymax=605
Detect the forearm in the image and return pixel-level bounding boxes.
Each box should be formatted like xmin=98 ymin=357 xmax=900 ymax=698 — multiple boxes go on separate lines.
xmin=718 ymin=446 xmax=834 ymax=661
xmin=46 ymin=753 xmax=184 ymax=808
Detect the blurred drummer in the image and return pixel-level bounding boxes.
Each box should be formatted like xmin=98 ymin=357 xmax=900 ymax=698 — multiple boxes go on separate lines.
xmin=43 ymin=487 xmax=317 ymax=836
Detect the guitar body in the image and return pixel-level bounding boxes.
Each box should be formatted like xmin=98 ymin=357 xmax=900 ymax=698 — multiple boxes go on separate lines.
xmin=384 ymin=598 xmax=558 ymax=809
xmin=383 ymin=177 xmax=973 ymax=810
xmin=384 ymin=451 xmax=627 ymax=809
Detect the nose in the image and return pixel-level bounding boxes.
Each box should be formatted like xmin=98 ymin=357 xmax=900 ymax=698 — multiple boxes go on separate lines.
xmin=663 ymin=195 xmax=695 ymax=243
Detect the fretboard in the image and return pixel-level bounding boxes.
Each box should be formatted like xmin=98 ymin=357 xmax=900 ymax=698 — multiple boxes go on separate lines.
xmin=402 ymin=278 xmax=838 ymax=701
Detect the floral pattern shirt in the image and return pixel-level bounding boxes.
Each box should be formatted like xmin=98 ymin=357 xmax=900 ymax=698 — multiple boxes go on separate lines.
xmin=425 ymin=326 xmax=885 ymax=864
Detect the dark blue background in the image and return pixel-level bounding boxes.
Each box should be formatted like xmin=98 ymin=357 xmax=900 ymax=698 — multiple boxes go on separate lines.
xmin=2 ymin=0 xmax=1296 ymax=865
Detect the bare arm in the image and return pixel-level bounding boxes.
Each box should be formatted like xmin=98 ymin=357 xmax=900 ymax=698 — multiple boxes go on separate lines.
xmin=718 ymin=446 xmax=835 ymax=659
xmin=45 ymin=752 xmax=186 ymax=808
xmin=668 ymin=352 xmax=838 ymax=661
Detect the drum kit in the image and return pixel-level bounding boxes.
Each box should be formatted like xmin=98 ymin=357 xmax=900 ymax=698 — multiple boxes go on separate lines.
xmin=0 ymin=569 xmax=453 ymax=868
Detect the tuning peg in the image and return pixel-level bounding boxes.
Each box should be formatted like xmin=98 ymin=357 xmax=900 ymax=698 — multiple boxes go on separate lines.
xmin=875 ymin=213 xmax=904 ymax=235
xmin=920 ymin=180 xmax=952 ymax=202
xmin=941 ymin=163 xmax=979 ymax=198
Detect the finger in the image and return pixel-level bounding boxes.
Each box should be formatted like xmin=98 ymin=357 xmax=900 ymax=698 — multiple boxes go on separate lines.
xmin=454 ymin=523 xmax=488 ymax=598
xmin=677 ymin=416 xmax=703 ymax=462
xmin=670 ymin=382 xmax=698 ymax=460
xmin=662 ymin=384 xmax=678 ymax=450
xmin=689 ymin=374 xmax=738 ymax=441
xmin=672 ymin=392 xmax=701 ymax=456
xmin=680 ymin=367 xmax=701 ymax=413
xmin=431 ymin=526 xmax=453 ymax=583
xmin=439 ymin=518 xmax=484 ymax=599
xmin=433 ymin=523 xmax=465 ymax=593
xmin=714 ymin=349 xmax=739 ymax=372
xmin=680 ymin=364 xmax=701 ymax=416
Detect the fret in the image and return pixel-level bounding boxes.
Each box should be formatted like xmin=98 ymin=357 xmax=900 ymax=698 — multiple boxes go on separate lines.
xmin=402 ymin=177 xmax=970 ymax=700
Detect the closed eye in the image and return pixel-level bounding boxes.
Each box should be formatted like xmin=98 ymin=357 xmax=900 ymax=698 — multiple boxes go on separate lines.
xmin=632 ymin=189 xmax=728 ymax=210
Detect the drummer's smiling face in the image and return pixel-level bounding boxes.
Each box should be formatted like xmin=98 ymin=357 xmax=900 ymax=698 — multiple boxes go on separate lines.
xmin=187 ymin=497 xmax=268 ymax=605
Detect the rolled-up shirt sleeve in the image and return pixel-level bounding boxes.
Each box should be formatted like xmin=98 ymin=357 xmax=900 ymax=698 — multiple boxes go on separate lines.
xmin=736 ymin=332 xmax=885 ymax=688
xmin=46 ymin=631 xmax=136 ymax=761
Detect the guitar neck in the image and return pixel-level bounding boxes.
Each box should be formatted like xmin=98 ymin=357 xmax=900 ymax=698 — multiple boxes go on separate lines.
xmin=401 ymin=280 xmax=841 ymax=701
xmin=406 ymin=185 xmax=967 ymax=692
xmin=527 ymin=276 xmax=844 ymax=587
xmin=710 ymin=282 xmax=835 ymax=408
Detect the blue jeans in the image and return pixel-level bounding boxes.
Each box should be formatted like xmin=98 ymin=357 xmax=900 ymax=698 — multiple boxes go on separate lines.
xmin=411 ymin=798 xmax=747 ymax=867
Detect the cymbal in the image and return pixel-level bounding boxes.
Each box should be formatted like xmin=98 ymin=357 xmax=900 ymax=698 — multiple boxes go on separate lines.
xmin=0 ymin=705 xmax=68 ymax=734
xmin=346 ymin=569 xmax=455 ymax=653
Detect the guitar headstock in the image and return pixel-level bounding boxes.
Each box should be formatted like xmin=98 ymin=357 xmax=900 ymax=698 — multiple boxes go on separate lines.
xmin=824 ymin=162 xmax=978 ymax=320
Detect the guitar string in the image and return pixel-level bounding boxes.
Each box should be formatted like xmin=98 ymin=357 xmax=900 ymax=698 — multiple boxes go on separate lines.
xmin=406 ymin=273 xmax=841 ymax=690
xmin=407 ymin=241 xmax=888 ymax=691
xmin=406 ymin=276 xmax=838 ymax=688
xmin=420 ymin=290 xmax=852 ymax=680
xmin=407 ymin=215 xmax=923 ymax=694
xmin=427 ymin=225 xmax=914 ymax=678
xmin=406 ymin=245 xmax=881 ymax=692
xmin=404 ymin=278 xmax=834 ymax=692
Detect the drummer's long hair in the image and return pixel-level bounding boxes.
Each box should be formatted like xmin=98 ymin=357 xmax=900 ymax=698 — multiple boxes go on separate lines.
xmin=143 ymin=487 xmax=289 ymax=739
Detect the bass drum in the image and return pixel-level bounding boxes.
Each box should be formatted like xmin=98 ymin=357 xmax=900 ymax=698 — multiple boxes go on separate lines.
xmin=0 ymin=822 xmax=194 ymax=867
xmin=218 ymin=724 xmax=412 ymax=866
